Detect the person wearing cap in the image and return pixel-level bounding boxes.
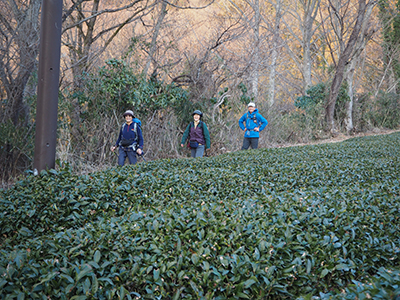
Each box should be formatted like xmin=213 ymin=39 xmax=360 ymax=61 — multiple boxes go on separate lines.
xmin=238 ymin=102 xmax=268 ymax=150
xmin=180 ymin=110 xmax=211 ymax=158
xmin=111 ymin=110 xmax=144 ymax=165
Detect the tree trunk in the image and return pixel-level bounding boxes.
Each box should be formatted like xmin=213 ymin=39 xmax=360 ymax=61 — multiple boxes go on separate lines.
xmin=326 ymin=0 xmax=367 ymax=133
xmin=0 ymin=0 xmax=41 ymax=126
xmin=302 ymin=0 xmax=321 ymax=92
xmin=344 ymin=60 xmax=356 ymax=132
xmin=143 ymin=0 xmax=168 ymax=77
xmin=250 ymin=0 xmax=260 ymax=101
xmin=267 ymin=0 xmax=282 ymax=107
xmin=344 ymin=2 xmax=375 ymax=133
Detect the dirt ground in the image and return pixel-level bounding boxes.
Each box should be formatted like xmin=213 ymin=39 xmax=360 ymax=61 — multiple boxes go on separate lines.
xmin=272 ymin=128 xmax=400 ymax=149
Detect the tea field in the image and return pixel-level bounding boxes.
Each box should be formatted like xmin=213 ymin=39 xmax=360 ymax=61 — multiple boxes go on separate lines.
xmin=1 ymin=133 xmax=400 ymax=299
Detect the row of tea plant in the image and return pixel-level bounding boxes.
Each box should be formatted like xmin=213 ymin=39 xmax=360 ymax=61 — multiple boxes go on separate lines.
xmin=1 ymin=133 xmax=399 ymax=299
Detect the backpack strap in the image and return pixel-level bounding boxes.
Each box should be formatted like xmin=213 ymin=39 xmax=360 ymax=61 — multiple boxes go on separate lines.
xmin=122 ymin=122 xmax=139 ymax=142
xmin=133 ymin=122 xmax=138 ymax=142
xmin=191 ymin=121 xmax=203 ymax=127
xmin=120 ymin=122 xmax=139 ymax=149
xmin=190 ymin=121 xmax=204 ymax=132
xmin=247 ymin=112 xmax=259 ymax=126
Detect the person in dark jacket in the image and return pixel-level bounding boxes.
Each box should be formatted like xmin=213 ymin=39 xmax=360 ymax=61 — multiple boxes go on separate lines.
xmin=111 ymin=110 xmax=143 ymax=165
xmin=238 ymin=102 xmax=268 ymax=150
xmin=180 ymin=110 xmax=211 ymax=158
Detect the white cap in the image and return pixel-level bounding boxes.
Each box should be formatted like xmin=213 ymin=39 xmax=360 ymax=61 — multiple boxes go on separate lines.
xmin=248 ymin=102 xmax=256 ymax=107
xmin=123 ymin=110 xmax=134 ymax=117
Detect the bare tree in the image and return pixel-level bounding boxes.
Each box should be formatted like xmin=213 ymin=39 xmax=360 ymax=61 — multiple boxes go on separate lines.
xmin=62 ymin=0 xmax=157 ymax=89
xmin=0 ymin=0 xmax=41 ymax=182
xmin=142 ymin=0 xmax=168 ymax=76
xmin=172 ymin=18 xmax=242 ymax=99
xmin=343 ymin=2 xmax=376 ymax=132
xmin=325 ymin=0 xmax=376 ymax=133
xmin=302 ymin=0 xmax=322 ymax=91
xmin=0 ymin=0 xmax=41 ymax=126
xmin=378 ymin=0 xmax=400 ymax=93
xmin=224 ymin=0 xmax=264 ymax=100
xmin=266 ymin=0 xmax=284 ymax=106
xmin=281 ymin=0 xmax=322 ymax=94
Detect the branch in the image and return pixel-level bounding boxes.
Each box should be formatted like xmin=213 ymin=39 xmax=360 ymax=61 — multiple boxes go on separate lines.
xmin=62 ymin=0 xmax=149 ymax=33
xmin=160 ymin=0 xmax=215 ymax=10
xmin=212 ymin=91 xmax=230 ymax=123
xmin=171 ymin=75 xmax=193 ymax=86
xmin=62 ymin=0 xmax=87 ymax=23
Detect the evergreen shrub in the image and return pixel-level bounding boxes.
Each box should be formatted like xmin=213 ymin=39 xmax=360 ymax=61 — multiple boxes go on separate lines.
xmin=1 ymin=133 xmax=399 ymax=299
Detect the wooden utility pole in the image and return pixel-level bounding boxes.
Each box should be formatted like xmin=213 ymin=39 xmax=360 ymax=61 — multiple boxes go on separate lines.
xmin=33 ymin=0 xmax=63 ymax=174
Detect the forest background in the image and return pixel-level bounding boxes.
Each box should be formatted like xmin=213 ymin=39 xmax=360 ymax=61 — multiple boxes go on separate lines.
xmin=1 ymin=0 xmax=400 ymax=186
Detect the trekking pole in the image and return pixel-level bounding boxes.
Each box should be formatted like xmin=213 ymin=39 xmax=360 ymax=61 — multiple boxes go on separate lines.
xmin=112 ymin=149 xmax=119 ymax=164
xmin=139 ymin=151 xmax=147 ymax=162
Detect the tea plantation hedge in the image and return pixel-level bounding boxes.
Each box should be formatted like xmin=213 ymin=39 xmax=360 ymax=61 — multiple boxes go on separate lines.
xmin=1 ymin=133 xmax=399 ymax=299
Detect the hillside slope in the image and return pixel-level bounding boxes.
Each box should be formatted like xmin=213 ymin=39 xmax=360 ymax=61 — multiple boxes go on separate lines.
xmin=1 ymin=132 xmax=399 ymax=299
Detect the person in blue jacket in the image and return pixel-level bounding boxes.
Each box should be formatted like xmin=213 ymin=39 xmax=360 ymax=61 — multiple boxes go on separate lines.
xmin=111 ymin=110 xmax=143 ymax=165
xmin=238 ymin=102 xmax=268 ymax=150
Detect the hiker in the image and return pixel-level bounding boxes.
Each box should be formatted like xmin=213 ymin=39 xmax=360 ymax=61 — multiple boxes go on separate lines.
xmin=238 ymin=102 xmax=268 ymax=150
xmin=111 ymin=110 xmax=143 ymax=165
xmin=180 ymin=110 xmax=211 ymax=158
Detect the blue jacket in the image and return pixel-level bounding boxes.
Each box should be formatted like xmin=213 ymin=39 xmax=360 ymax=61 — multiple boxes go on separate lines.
xmin=238 ymin=109 xmax=268 ymax=138
xmin=115 ymin=118 xmax=143 ymax=149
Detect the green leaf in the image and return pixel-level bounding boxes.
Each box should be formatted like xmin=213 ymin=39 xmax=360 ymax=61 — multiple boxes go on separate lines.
xmin=37 ymin=272 xmax=58 ymax=284
xmin=14 ymin=252 xmax=24 ymax=269
xmin=244 ymin=278 xmax=257 ymax=289
xmin=267 ymin=266 xmax=276 ymax=276
xmin=0 ymin=280 xmax=7 ymax=289
xmin=320 ymin=268 xmax=330 ymax=278
xmin=91 ymin=275 xmax=99 ymax=295
xmin=60 ymin=274 xmax=74 ymax=284
xmin=203 ymin=261 xmax=210 ymax=271
xmin=173 ymin=287 xmax=184 ymax=300
xmin=237 ymin=292 xmax=250 ymax=299
xmin=191 ymin=253 xmax=199 ymax=265
xmin=119 ymin=286 xmax=130 ymax=299
xmin=76 ymin=265 xmax=93 ymax=282
xmin=335 ymin=263 xmax=349 ymax=271
xmin=306 ymin=259 xmax=312 ymax=274
xmin=333 ymin=242 xmax=342 ymax=248
xmin=153 ymin=268 xmax=160 ymax=281
xmin=94 ymin=250 xmax=101 ymax=263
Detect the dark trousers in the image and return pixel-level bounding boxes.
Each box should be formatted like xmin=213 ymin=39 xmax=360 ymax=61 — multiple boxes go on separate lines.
xmin=242 ymin=137 xmax=259 ymax=150
xmin=118 ymin=148 xmax=137 ymax=165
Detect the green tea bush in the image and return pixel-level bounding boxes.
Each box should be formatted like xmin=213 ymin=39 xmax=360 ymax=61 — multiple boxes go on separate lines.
xmin=292 ymin=83 xmax=327 ymax=141
xmin=301 ymin=268 xmax=400 ymax=299
xmin=1 ymin=133 xmax=399 ymax=299
xmin=357 ymin=91 xmax=400 ymax=131
xmin=370 ymin=92 xmax=400 ymax=129
xmin=293 ymin=82 xmax=351 ymax=138
xmin=0 ymin=120 xmax=35 ymax=184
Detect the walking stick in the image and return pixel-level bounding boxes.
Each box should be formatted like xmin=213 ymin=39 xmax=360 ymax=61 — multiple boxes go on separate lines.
xmin=138 ymin=151 xmax=147 ymax=162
